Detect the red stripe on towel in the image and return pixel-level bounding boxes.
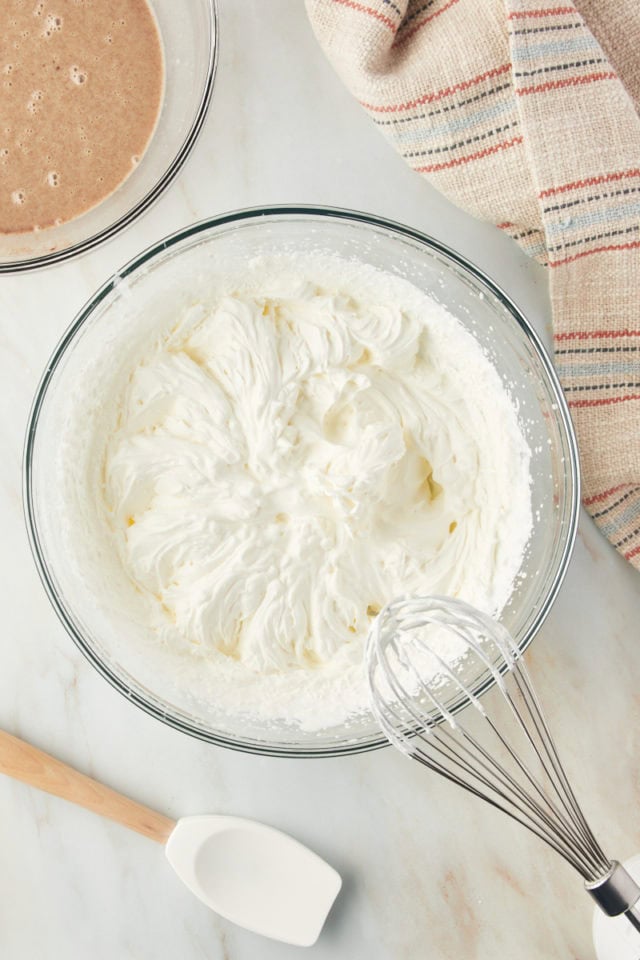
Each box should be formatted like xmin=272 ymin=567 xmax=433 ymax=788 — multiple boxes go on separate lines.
xmin=549 ymin=240 xmax=640 ymax=267
xmin=584 ymin=484 xmax=631 ymax=506
xmin=555 ymin=329 xmax=640 ymax=341
xmin=508 ymin=7 xmax=579 ymax=20
xmin=359 ymin=64 xmax=512 ymax=113
xmin=331 ymin=0 xmax=396 ymax=31
xmin=568 ymin=393 xmax=640 ymax=408
xmin=516 ymin=71 xmax=617 ymax=96
xmin=539 ymin=169 xmax=640 ymax=198
xmin=415 ymin=135 xmax=523 ymax=172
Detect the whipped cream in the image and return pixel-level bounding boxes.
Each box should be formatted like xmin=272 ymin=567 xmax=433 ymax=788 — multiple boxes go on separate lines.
xmin=67 ymin=254 xmax=532 ymax=730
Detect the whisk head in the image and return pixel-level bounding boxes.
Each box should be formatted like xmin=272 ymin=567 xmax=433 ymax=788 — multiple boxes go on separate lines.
xmin=366 ymin=595 xmax=610 ymax=882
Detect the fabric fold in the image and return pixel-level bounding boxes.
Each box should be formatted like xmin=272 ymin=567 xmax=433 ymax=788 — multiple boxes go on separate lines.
xmin=306 ymin=0 xmax=640 ymax=569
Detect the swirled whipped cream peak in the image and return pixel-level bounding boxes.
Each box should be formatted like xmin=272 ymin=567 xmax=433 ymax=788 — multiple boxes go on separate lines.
xmin=68 ymin=254 xmax=532 ymax=730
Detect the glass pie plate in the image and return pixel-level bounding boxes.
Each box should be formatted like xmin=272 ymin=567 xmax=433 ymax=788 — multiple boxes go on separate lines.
xmin=23 ymin=206 xmax=580 ymax=756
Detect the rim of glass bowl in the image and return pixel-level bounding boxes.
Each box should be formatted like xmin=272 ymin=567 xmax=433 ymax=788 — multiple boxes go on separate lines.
xmin=23 ymin=205 xmax=580 ymax=757
xmin=0 ymin=0 xmax=218 ymax=275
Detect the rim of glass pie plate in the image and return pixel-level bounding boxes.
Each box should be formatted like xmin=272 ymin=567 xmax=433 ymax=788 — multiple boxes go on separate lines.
xmin=0 ymin=0 xmax=218 ymax=274
xmin=22 ymin=205 xmax=581 ymax=757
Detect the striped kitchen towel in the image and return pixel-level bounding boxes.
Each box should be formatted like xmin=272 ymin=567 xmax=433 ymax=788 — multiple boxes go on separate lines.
xmin=306 ymin=0 xmax=640 ymax=570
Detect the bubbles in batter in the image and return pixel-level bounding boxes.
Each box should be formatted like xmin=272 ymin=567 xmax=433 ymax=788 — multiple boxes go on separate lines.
xmin=0 ymin=0 xmax=163 ymax=234
xmin=69 ymin=65 xmax=87 ymax=85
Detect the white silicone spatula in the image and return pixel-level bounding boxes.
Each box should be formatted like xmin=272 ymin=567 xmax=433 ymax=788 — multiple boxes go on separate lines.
xmin=0 ymin=729 xmax=341 ymax=946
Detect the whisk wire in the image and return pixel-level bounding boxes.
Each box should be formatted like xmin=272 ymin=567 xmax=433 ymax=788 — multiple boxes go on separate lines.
xmin=367 ymin=596 xmax=611 ymax=883
xmin=484 ymin=716 xmax=606 ymax=877
xmin=411 ymin=736 xmax=595 ymax=877
xmin=508 ymin=662 xmax=605 ymax=863
xmin=372 ymin=669 xmax=598 ymax=877
xmin=393 ymin=637 xmax=590 ymax=858
xmin=394 ymin=616 xmax=605 ymax=872
xmin=377 ymin=687 xmax=599 ymax=877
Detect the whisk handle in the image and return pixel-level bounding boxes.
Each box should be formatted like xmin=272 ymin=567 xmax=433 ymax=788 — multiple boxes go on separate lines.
xmin=587 ymin=862 xmax=640 ymax=927
xmin=624 ymin=902 xmax=640 ymax=935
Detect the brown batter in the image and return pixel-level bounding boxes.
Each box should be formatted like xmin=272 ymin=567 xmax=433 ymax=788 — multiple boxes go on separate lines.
xmin=0 ymin=0 xmax=163 ymax=234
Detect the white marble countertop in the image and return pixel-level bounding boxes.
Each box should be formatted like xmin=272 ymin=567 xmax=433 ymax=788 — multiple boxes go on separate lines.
xmin=1 ymin=2 xmax=639 ymax=957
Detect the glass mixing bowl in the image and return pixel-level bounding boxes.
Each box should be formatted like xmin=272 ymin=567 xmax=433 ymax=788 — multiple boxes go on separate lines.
xmin=24 ymin=207 xmax=580 ymax=757
xmin=0 ymin=0 xmax=217 ymax=273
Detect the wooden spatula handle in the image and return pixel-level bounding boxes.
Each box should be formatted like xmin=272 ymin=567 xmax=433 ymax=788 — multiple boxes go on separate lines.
xmin=0 ymin=729 xmax=176 ymax=844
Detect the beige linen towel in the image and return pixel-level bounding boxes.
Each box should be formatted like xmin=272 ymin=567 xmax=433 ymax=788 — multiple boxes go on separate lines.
xmin=306 ymin=0 xmax=640 ymax=569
